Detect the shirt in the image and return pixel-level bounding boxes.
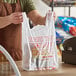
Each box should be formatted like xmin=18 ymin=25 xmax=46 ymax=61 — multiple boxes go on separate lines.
xmin=3 ymin=0 xmax=36 ymax=14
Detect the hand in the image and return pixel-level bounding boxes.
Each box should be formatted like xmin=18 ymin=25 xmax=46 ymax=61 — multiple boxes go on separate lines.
xmin=9 ymin=12 xmax=23 ymax=24
xmin=53 ymin=12 xmax=56 ymax=21
xmin=41 ymin=11 xmax=56 ymax=25
xmin=46 ymin=10 xmax=56 ymax=21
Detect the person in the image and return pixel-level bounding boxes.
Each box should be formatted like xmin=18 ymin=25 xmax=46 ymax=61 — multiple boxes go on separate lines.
xmin=0 ymin=0 xmax=46 ymax=61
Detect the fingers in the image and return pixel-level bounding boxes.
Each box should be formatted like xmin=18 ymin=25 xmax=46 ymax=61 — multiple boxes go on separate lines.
xmin=14 ymin=12 xmax=23 ymax=20
xmin=14 ymin=15 xmax=23 ymax=21
xmin=10 ymin=12 xmax=23 ymax=24
xmin=13 ymin=12 xmax=22 ymax=17
xmin=46 ymin=10 xmax=56 ymax=21
xmin=54 ymin=11 xmax=56 ymax=21
xmin=16 ymin=13 xmax=23 ymax=23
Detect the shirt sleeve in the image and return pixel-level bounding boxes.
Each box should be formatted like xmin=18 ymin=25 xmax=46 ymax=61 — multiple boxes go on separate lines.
xmin=22 ymin=0 xmax=36 ymax=14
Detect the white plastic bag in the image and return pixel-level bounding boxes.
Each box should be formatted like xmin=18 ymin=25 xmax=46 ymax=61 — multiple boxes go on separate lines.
xmin=22 ymin=11 xmax=58 ymax=71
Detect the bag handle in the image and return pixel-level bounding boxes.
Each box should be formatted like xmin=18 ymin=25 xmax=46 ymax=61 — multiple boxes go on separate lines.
xmin=22 ymin=11 xmax=54 ymax=29
xmin=45 ymin=10 xmax=54 ymax=27
xmin=22 ymin=12 xmax=30 ymax=30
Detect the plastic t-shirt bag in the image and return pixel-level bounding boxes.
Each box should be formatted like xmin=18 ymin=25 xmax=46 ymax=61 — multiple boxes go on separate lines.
xmin=22 ymin=11 xmax=58 ymax=71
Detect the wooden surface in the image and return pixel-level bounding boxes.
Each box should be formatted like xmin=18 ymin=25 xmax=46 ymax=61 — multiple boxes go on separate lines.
xmin=0 ymin=60 xmax=76 ymax=76
xmin=15 ymin=61 xmax=76 ymax=76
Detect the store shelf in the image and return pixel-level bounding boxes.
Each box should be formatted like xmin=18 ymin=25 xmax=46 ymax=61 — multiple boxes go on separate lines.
xmin=50 ymin=0 xmax=76 ymax=7
xmin=50 ymin=0 xmax=76 ymax=16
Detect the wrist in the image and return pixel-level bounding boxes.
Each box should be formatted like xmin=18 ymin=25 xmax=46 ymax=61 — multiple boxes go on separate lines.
xmin=0 ymin=16 xmax=12 ymax=28
xmin=7 ymin=15 xmax=12 ymax=24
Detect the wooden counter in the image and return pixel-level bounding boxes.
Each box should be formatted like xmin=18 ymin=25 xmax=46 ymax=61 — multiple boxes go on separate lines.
xmin=0 ymin=60 xmax=76 ymax=76
xmin=15 ymin=61 xmax=76 ymax=76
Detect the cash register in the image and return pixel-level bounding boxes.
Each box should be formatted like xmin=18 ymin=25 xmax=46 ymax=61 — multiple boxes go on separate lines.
xmin=62 ymin=37 xmax=76 ymax=64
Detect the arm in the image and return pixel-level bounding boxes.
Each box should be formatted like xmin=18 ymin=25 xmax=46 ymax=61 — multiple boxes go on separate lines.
xmin=0 ymin=16 xmax=11 ymax=28
xmin=27 ymin=10 xmax=46 ymax=25
xmin=22 ymin=0 xmax=46 ymax=25
xmin=0 ymin=12 xmax=23 ymax=29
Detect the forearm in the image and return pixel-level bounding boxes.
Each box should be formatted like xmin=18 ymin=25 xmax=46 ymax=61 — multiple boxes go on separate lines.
xmin=27 ymin=10 xmax=46 ymax=25
xmin=35 ymin=16 xmax=45 ymax=25
xmin=0 ymin=16 xmax=11 ymax=29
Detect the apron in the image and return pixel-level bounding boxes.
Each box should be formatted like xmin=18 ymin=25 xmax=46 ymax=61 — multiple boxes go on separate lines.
xmin=0 ymin=0 xmax=22 ymax=61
